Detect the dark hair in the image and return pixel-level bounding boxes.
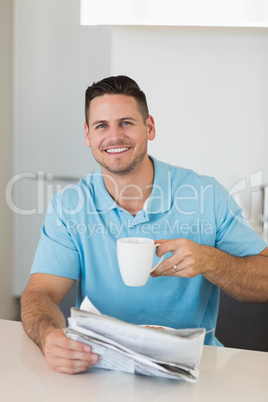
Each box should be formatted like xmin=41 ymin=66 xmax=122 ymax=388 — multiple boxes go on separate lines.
xmin=85 ymin=75 xmax=149 ymax=125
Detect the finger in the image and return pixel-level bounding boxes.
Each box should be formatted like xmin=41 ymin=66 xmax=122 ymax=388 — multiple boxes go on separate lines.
xmin=45 ymin=343 xmax=99 ymax=374
xmin=151 ymin=254 xmax=183 ymax=276
xmin=155 ymin=238 xmax=186 ymax=257
xmin=161 ymin=258 xmax=196 ymax=278
xmin=46 ymin=330 xmax=91 ymax=353
xmin=154 ymin=239 xmax=169 ymax=245
xmin=46 ymin=351 xmax=99 ymax=374
xmin=45 ymin=336 xmax=96 ymax=360
xmin=44 ymin=330 xmax=99 ymax=373
xmin=155 ymin=239 xmax=169 ymax=257
xmin=49 ymin=343 xmax=97 ymax=361
xmin=152 ymin=252 xmax=195 ymax=277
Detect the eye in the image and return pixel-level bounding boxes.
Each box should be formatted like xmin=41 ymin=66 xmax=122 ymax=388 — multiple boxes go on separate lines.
xmin=96 ymin=123 xmax=107 ymax=129
xmin=121 ymin=121 xmax=132 ymax=126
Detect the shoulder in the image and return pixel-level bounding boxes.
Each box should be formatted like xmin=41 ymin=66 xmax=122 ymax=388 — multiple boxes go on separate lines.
xmin=151 ymin=156 xmax=226 ymax=196
xmin=49 ymin=172 xmax=97 ymax=213
xmin=162 ymin=160 xmax=217 ymax=187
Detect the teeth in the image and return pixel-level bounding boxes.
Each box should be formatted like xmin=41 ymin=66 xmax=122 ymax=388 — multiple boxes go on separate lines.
xmin=106 ymin=147 xmax=129 ymax=154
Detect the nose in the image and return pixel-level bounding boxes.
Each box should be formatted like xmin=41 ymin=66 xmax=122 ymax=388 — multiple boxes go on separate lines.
xmin=108 ymin=124 xmax=125 ymax=142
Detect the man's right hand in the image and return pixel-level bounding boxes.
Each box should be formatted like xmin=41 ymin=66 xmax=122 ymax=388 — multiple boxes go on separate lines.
xmin=43 ymin=328 xmax=99 ymax=374
xmin=21 ymin=274 xmax=99 ymax=374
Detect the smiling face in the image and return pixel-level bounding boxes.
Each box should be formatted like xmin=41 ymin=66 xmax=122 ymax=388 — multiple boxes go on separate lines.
xmin=84 ymin=94 xmax=155 ymax=175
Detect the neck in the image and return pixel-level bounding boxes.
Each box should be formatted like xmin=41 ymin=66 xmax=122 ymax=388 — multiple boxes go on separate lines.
xmin=101 ymin=156 xmax=154 ymax=215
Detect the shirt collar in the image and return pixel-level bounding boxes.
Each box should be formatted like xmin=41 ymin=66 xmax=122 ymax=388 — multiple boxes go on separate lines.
xmin=146 ymin=156 xmax=171 ymax=214
xmin=92 ymin=168 xmax=118 ymax=211
xmin=92 ymin=156 xmax=172 ymax=213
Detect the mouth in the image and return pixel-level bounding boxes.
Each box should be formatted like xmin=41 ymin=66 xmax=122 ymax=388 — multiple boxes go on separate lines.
xmin=105 ymin=147 xmax=131 ymax=154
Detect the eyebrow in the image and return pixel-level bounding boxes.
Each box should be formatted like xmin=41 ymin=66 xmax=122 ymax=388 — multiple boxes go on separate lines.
xmin=91 ymin=117 xmax=137 ymax=128
xmin=91 ymin=120 xmax=107 ymax=128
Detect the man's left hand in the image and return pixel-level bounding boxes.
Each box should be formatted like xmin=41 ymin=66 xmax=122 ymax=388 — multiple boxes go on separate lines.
xmin=152 ymin=238 xmax=212 ymax=278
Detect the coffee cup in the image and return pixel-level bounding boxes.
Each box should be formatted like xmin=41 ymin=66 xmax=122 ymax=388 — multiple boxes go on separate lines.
xmin=117 ymin=237 xmax=164 ymax=286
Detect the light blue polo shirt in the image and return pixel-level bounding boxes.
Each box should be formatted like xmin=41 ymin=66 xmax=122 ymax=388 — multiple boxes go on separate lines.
xmin=31 ymin=157 xmax=267 ymax=345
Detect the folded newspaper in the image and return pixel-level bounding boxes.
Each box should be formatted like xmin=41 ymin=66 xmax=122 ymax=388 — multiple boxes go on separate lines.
xmin=64 ymin=297 xmax=206 ymax=382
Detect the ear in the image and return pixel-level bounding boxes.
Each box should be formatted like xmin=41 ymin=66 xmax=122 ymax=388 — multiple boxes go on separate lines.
xmin=84 ymin=122 xmax=91 ymax=147
xmin=146 ymin=115 xmax=156 ymax=141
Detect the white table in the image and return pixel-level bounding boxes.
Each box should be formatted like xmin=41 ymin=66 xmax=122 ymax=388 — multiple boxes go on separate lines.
xmin=1 ymin=319 xmax=267 ymax=402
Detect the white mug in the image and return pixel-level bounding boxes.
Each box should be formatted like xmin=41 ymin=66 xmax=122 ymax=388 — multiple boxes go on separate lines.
xmin=117 ymin=237 xmax=164 ymax=286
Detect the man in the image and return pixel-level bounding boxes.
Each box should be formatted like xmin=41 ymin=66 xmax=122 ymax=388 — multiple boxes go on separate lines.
xmin=21 ymin=75 xmax=268 ymax=374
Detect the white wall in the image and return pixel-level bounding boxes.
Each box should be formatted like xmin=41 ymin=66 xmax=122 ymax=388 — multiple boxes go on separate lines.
xmin=13 ymin=0 xmax=112 ymax=177
xmin=111 ymin=26 xmax=268 ymax=233
xmin=0 ymin=0 xmax=17 ymax=319
xmin=11 ymin=0 xmax=113 ymax=296
xmin=6 ymin=2 xmax=268 ymax=307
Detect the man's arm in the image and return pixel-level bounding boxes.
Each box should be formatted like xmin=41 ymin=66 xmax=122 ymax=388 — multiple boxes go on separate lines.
xmin=21 ymin=273 xmax=98 ymax=373
xmin=153 ymin=239 xmax=268 ymax=302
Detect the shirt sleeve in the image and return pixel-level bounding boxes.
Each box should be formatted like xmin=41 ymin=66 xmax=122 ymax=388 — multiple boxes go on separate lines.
xmin=213 ymin=178 xmax=267 ymax=256
xmin=31 ymin=194 xmax=80 ymax=280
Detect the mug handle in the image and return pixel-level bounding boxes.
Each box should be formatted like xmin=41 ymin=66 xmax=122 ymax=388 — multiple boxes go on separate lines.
xmin=150 ymin=243 xmax=164 ymax=273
